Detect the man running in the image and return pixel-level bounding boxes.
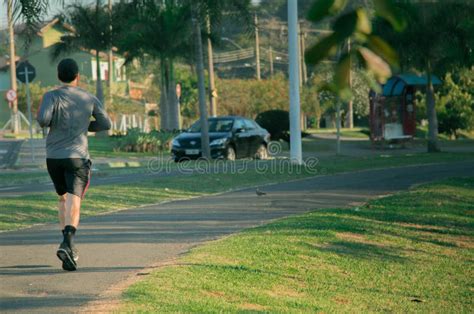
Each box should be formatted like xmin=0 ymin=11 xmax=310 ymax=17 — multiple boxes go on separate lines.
xmin=37 ymin=58 xmax=111 ymax=271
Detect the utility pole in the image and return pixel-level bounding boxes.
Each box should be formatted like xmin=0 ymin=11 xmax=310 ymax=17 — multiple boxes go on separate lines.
xmin=254 ymin=13 xmax=261 ymax=81
xmin=347 ymin=38 xmax=354 ymax=129
xmin=288 ymin=0 xmax=302 ymax=164
xmin=7 ymin=0 xmax=18 ymax=134
xmin=207 ymin=17 xmax=217 ymax=117
xmin=95 ymin=0 xmax=104 ymax=104
xmin=268 ymin=46 xmax=274 ymax=77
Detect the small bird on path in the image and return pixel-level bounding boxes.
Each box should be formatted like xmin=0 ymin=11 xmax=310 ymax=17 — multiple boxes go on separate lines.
xmin=256 ymin=188 xmax=266 ymax=196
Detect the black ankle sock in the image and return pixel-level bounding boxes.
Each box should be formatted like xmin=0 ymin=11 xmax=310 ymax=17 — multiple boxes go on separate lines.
xmin=64 ymin=225 xmax=76 ymax=235
xmin=63 ymin=225 xmax=77 ymax=247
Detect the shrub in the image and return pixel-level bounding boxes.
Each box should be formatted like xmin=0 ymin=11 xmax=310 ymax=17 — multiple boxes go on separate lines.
xmin=113 ymin=128 xmax=179 ymax=153
xmin=255 ymin=110 xmax=290 ymax=141
xmin=437 ymin=71 xmax=474 ymax=139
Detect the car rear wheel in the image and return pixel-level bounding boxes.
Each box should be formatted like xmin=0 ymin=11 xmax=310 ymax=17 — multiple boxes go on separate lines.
xmin=225 ymin=146 xmax=236 ymax=161
xmin=255 ymin=144 xmax=268 ymax=160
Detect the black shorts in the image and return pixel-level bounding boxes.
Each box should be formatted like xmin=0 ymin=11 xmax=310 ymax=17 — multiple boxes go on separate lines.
xmin=46 ymin=158 xmax=91 ymax=198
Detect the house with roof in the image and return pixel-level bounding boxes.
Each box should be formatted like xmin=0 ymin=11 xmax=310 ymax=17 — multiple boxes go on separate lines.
xmin=0 ymin=19 xmax=127 ymax=128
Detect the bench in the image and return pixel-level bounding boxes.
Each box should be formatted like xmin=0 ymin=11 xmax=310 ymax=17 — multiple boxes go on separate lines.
xmin=383 ymin=123 xmax=412 ymax=148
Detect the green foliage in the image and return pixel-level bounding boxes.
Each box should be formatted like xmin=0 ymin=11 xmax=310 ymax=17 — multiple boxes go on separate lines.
xmin=374 ymin=1 xmax=474 ymax=75
xmin=175 ymin=66 xmax=199 ymax=125
xmin=113 ymin=128 xmax=179 ymax=153
xmin=437 ymin=70 xmax=474 ymax=139
xmin=16 ymin=81 xmax=48 ymax=115
xmin=114 ymin=1 xmax=192 ymax=62
xmin=255 ymin=109 xmax=290 ymax=141
xmin=305 ymin=0 xmax=404 ymax=100
xmin=217 ymin=74 xmax=289 ymax=119
xmin=51 ymin=3 xmax=112 ymax=61
xmin=413 ymin=69 xmax=474 ymax=139
xmin=310 ymin=64 xmax=369 ymax=121
xmin=10 ymin=0 xmax=57 ymax=46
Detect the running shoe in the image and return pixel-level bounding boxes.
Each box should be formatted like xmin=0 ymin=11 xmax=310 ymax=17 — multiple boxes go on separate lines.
xmin=57 ymin=241 xmax=77 ymax=271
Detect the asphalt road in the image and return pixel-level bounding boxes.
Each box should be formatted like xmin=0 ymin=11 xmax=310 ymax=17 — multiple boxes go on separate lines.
xmin=0 ymin=161 xmax=473 ymax=313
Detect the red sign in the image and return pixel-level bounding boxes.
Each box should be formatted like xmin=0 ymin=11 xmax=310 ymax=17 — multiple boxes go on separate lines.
xmin=176 ymin=83 xmax=181 ymax=99
xmin=6 ymin=89 xmax=17 ymax=102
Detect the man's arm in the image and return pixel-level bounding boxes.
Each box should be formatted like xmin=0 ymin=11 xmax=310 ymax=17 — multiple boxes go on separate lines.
xmin=88 ymin=96 xmax=111 ymax=132
xmin=36 ymin=92 xmax=54 ymax=127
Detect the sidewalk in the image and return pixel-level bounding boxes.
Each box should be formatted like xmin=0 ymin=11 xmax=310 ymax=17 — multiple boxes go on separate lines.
xmin=0 ymin=161 xmax=473 ymax=313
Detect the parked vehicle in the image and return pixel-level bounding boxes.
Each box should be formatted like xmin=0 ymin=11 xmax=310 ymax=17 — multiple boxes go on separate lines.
xmin=171 ymin=116 xmax=270 ymax=162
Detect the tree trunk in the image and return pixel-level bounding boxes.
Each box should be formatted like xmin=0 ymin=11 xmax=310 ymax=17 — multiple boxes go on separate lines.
xmin=94 ymin=50 xmax=108 ymax=136
xmin=107 ymin=0 xmax=113 ymax=112
xmin=95 ymin=0 xmax=104 ymax=105
xmin=95 ymin=51 xmax=104 ymax=103
xmin=159 ymin=58 xmax=179 ymax=131
xmin=193 ymin=7 xmax=210 ymax=159
xmin=426 ymin=60 xmax=440 ymax=152
xmin=166 ymin=59 xmax=179 ymax=130
xmin=206 ymin=16 xmax=217 ymax=117
xmin=159 ymin=58 xmax=169 ymax=130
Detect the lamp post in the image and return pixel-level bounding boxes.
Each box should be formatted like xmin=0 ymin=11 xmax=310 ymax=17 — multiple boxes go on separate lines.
xmin=288 ymin=0 xmax=302 ymax=164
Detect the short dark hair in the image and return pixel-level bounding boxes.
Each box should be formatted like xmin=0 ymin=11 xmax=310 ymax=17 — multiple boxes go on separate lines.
xmin=57 ymin=58 xmax=79 ymax=83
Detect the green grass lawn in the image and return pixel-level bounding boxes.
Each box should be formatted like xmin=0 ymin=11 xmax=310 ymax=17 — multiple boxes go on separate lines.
xmin=0 ymin=166 xmax=153 ymax=187
xmin=0 ymin=172 xmax=49 ymax=186
xmin=120 ymin=177 xmax=474 ymax=313
xmin=0 ymin=163 xmax=316 ymax=231
xmin=1 ymin=152 xmax=474 ymax=231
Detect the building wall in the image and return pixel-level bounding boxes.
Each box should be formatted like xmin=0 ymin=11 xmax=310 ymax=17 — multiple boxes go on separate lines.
xmin=0 ymin=22 xmax=127 ymax=128
xmin=0 ymin=72 xmax=11 ymax=127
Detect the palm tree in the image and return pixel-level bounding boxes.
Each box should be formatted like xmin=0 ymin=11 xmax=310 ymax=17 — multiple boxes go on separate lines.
xmin=115 ymin=0 xmax=251 ymax=157
xmin=51 ymin=1 xmax=112 ymax=104
xmin=114 ymin=0 xmax=191 ymax=131
xmin=374 ymin=1 xmax=474 ymax=152
xmin=6 ymin=0 xmax=63 ymax=133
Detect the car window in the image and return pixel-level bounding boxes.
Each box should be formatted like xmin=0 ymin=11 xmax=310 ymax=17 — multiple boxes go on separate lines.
xmin=188 ymin=119 xmax=234 ymax=132
xmin=251 ymin=120 xmax=262 ymax=129
xmin=243 ymin=119 xmax=256 ymax=130
xmin=233 ymin=119 xmax=245 ymax=130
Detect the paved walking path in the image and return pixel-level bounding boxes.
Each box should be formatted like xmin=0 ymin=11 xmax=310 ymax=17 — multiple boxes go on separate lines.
xmin=1 ymin=161 xmax=473 ymax=313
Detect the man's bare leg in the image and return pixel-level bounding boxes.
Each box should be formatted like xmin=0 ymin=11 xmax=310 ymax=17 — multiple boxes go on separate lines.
xmin=65 ymin=193 xmax=81 ymax=228
xmin=58 ymin=194 xmax=67 ymax=230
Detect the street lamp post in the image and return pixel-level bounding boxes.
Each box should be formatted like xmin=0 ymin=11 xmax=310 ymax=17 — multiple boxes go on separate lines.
xmin=288 ymin=0 xmax=302 ymax=164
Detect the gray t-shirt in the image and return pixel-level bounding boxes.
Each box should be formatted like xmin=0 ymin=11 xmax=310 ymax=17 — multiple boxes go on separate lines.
xmin=37 ymin=85 xmax=111 ymax=159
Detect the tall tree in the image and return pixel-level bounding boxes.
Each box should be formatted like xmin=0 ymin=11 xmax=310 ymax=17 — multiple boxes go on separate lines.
xmin=189 ymin=0 xmax=252 ymax=159
xmin=6 ymin=0 xmax=63 ymax=133
xmin=51 ymin=1 xmax=112 ymax=104
xmin=114 ymin=0 xmax=191 ymax=130
xmin=374 ymin=1 xmax=474 ymax=152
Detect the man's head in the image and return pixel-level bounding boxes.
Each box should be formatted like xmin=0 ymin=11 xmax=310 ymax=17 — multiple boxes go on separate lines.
xmin=57 ymin=58 xmax=79 ymax=85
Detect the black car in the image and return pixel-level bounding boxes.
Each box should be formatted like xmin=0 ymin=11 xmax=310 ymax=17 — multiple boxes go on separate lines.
xmin=171 ymin=116 xmax=270 ymax=161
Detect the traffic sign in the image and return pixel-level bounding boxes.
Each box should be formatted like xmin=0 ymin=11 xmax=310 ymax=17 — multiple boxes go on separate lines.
xmin=176 ymin=83 xmax=182 ymax=99
xmin=16 ymin=61 xmax=36 ymax=84
xmin=5 ymin=89 xmax=17 ymax=102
